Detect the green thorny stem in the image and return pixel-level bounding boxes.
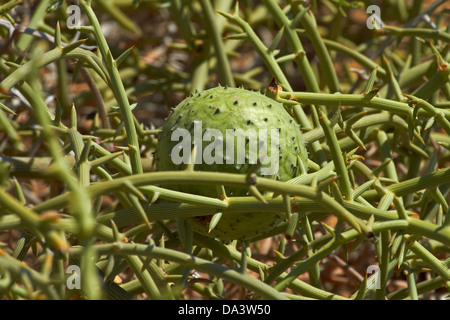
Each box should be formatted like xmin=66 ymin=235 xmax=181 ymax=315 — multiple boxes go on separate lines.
xmin=79 ymin=0 xmax=143 ymax=174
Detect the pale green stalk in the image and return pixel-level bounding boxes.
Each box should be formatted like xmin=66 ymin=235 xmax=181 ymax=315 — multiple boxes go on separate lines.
xmin=79 ymin=0 xmax=142 ymax=174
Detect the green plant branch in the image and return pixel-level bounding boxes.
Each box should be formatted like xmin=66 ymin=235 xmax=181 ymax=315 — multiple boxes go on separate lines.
xmin=69 ymin=242 xmax=288 ymax=300
xmin=79 ymin=0 xmax=143 ymax=174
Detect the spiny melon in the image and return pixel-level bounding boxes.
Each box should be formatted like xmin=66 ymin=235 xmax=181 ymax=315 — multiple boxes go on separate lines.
xmin=155 ymin=86 xmax=308 ymax=240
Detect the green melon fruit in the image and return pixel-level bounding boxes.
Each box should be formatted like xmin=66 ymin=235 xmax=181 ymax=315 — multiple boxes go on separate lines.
xmin=155 ymin=86 xmax=308 ymax=241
